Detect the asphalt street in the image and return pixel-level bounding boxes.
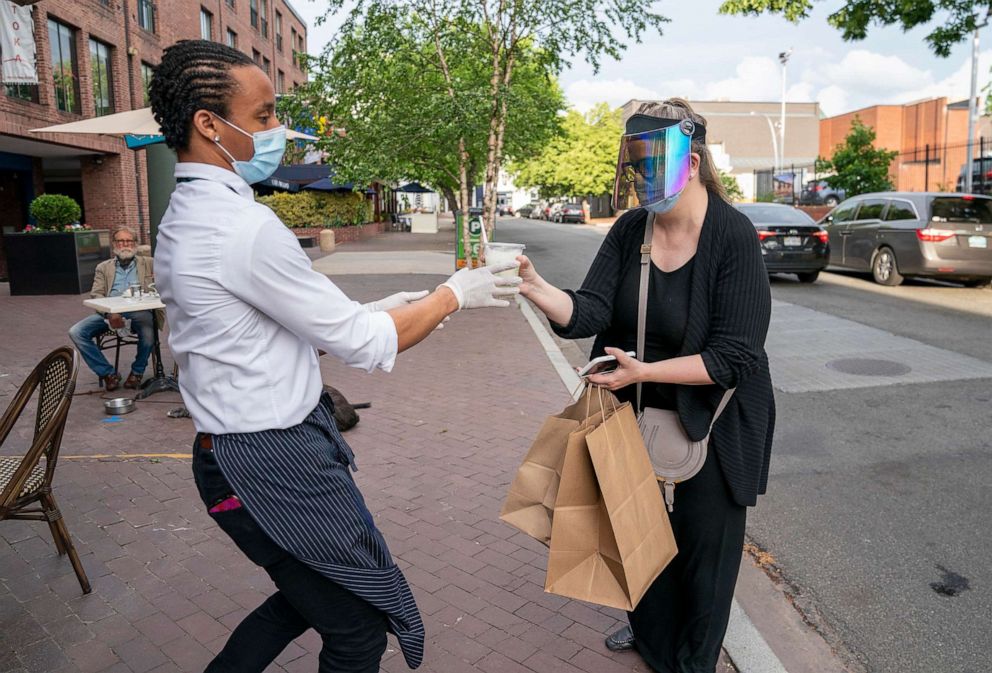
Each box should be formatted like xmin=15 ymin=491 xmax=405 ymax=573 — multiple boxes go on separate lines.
xmin=496 ymin=215 xmax=992 ymax=673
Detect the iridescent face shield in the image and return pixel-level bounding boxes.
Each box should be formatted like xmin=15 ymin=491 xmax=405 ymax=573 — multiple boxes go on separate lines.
xmin=612 ymin=118 xmax=702 ymax=211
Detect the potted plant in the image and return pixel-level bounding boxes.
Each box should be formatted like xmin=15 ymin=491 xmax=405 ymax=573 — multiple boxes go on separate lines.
xmin=5 ymin=194 xmax=110 ymax=295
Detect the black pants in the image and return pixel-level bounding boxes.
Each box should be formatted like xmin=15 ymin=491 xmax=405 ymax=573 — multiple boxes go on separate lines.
xmin=627 ymin=449 xmax=747 ymax=673
xmin=192 ymin=439 xmax=388 ymax=673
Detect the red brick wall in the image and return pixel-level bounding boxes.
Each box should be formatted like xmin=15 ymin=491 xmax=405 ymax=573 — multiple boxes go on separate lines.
xmin=0 ymin=0 xmax=309 ymax=265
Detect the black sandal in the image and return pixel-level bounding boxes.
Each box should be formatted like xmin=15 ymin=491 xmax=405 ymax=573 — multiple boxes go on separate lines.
xmin=605 ymin=625 xmax=635 ymax=652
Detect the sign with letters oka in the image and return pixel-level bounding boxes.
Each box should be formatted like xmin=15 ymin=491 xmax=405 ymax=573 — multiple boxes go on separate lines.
xmin=0 ymin=1 xmax=38 ymax=85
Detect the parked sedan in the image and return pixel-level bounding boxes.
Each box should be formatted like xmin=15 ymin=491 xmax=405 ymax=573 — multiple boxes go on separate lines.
xmin=819 ymin=192 xmax=992 ymax=286
xmin=516 ymin=203 xmax=537 ymax=218
xmin=553 ymin=203 xmax=586 ymax=224
xmin=735 ymin=203 xmax=829 ymax=283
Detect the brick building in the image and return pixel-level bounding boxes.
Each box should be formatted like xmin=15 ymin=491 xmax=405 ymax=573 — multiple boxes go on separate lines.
xmin=0 ymin=0 xmax=307 ymax=279
xmin=819 ymin=97 xmax=992 ymax=193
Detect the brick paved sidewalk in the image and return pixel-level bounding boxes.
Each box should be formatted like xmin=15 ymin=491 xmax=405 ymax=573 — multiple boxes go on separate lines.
xmin=0 ymin=277 xmax=734 ymax=673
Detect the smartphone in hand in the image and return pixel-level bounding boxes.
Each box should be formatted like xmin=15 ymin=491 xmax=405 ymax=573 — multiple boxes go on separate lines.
xmin=578 ymin=352 xmax=636 ymax=378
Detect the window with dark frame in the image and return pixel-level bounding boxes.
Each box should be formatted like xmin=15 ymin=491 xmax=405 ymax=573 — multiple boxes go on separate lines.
xmin=252 ymin=48 xmax=261 ymax=65
xmin=140 ymin=61 xmax=154 ymax=106
xmin=48 ymin=19 xmax=80 ymax=113
xmin=260 ymin=0 xmax=268 ymax=38
xmin=89 ymin=38 xmax=114 ymax=116
xmin=276 ymin=69 xmax=284 ymax=93
xmin=200 ymin=8 xmax=213 ymax=40
xmin=290 ymin=27 xmax=297 ymax=65
xmin=275 ymin=11 xmax=282 ymax=51
xmin=250 ymin=0 xmax=258 ymax=28
xmin=225 ymin=0 xmax=234 ymax=7
xmin=262 ymin=56 xmax=270 ymax=76
xmin=226 ymin=28 xmax=237 ymax=49
xmin=137 ymin=0 xmax=155 ymax=32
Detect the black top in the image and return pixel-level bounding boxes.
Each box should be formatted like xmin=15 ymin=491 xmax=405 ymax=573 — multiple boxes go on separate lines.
xmin=602 ymin=256 xmax=694 ymax=411
xmin=551 ymin=192 xmax=776 ymax=506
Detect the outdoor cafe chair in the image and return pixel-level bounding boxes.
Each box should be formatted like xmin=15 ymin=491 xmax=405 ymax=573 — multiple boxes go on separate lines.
xmin=97 ymin=328 xmax=140 ymax=377
xmin=0 ymin=346 xmax=91 ymax=594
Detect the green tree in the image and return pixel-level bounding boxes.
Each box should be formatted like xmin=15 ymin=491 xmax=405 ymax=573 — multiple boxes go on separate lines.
xmin=719 ymin=170 xmax=744 ymax=201
xmin=314 ymin=0 xmax=666 ymax=258
xmin=818 ymin=117 xmax=897 ymax=197
xmin=511 ymin=103 xmax=622 ymax=199
xmin=719 ymin=0 xmax=989 ymax=57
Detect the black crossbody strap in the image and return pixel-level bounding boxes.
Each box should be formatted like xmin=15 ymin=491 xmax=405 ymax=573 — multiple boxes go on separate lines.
xmin=636 ymin=214 xmax=653 ymax=413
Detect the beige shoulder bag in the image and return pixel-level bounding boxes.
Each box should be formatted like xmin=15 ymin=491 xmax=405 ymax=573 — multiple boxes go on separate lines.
xmin=636 ymin=214 xmax=734 ymax=512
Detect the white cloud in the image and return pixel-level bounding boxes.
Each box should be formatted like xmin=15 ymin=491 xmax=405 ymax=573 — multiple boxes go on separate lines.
xmin=823 ymin=50 xmax=933 ymax=94
xmin=816 ymin=85 xmax=850 ymax=116
xmin=564 ymin=78 xmax=662 ymax=112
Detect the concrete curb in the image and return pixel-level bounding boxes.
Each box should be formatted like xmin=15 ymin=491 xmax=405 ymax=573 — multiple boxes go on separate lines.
xmin=514 ymin=295 xmax=790 ymax=673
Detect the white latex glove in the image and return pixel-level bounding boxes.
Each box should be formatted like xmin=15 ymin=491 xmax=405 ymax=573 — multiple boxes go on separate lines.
xmin=362 ymin=290 xmax=429 ymax=313
xmin=439 ymin=262 xmax=522 ymax=310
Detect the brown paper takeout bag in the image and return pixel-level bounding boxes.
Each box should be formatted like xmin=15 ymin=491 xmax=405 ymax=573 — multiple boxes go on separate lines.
xmin=545 ymin=397 xmax=677 ymax=611
xmin=499 ymin=386 xmax=607 ymax=545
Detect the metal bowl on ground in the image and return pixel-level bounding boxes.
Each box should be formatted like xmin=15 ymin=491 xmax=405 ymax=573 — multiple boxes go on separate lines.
xmin=104 ymin=397 xmax=135 ymax=415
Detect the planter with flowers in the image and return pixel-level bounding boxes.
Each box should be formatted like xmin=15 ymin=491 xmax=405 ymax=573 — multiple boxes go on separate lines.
xmin=5 ymin=194 xmax=111 ymax=295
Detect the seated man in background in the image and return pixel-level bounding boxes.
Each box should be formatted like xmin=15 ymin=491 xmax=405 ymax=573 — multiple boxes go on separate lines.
xmin=69 ymin=228 xmax=158 ymax=392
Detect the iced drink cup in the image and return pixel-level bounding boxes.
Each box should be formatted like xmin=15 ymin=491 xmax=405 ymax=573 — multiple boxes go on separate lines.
xmin=484 ymin=242 xmax=526 ymax=278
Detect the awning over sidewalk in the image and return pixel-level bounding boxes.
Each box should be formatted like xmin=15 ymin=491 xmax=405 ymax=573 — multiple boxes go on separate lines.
xmin=30 ymin=107 xmax=317 ymax=150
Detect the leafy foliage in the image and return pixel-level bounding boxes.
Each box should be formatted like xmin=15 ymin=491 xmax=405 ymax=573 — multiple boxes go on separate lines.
xmin=718 ymin=0 xmax=990 ymax=57
xmin=719 ymin=170 xmax=745 ymax=201
xmin=300 ymin=0 xmax=666 ymax=257
xmin=256 ymin=191 xmax=371 ymax=228
xmin=281 ymin=14 xmax=564 ymax=206
xmin=29 ymin=194 xmax=82 ymax=230
xmin=510 ymin=104 xmax=622 ymax=198
xmin=818 ymin=117 xmax=897 ymax=197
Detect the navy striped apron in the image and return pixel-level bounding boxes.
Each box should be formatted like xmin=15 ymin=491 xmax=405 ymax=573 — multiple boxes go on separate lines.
xmin=208 ymin=392 xmax=425 ymax=669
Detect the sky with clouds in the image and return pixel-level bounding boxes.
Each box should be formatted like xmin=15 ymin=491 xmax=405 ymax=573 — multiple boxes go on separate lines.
xmin=289 ymin=0 xmax=991 ymax=118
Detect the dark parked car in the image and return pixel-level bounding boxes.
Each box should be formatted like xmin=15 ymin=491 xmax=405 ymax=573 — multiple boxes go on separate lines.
xmin=735 ymin=203 xmax=829 ymax=283
xmin=955 ymin=158 xmax=992 ymax=195
xmin=516 ymin=203 xmax=537 ymax=218
xmin=553 ymin=203 xmax=585 ymax=224
xmin=799 ymin=179 xmax=845 ymax=207
xmin=819 ymin=192 xmax=992 ymax=286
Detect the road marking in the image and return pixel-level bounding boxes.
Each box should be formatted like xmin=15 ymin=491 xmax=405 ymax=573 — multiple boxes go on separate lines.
xmin=768 ymin=300 xmax=992 ymax=393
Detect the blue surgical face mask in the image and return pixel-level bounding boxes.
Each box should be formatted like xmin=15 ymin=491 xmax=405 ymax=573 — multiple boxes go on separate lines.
xmin=645 ymin=193 xmax=681 ymax=215
xmin=213 ymin=115 xmax=286 ymax=184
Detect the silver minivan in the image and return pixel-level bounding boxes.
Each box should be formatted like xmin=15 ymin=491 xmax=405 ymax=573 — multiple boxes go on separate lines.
xmin=819 ymin=192 xmax=992 ymax=286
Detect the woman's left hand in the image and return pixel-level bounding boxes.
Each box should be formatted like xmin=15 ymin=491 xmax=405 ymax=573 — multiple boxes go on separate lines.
xmin=586 ymin=347 xmax=646 ymax=391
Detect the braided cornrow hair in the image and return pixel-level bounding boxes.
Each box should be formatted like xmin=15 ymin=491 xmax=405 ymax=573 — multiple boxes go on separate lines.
xmin=149 ymin=40 xmax=254 ymax=151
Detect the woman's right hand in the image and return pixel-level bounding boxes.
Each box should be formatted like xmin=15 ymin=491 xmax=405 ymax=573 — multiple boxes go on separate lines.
xmin=517 ymin=255 xmax=542 ymax=297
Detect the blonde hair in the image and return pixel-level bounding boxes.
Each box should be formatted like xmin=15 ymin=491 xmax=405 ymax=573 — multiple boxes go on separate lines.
xmin=631 ymin=98 xmax=730 ymax=203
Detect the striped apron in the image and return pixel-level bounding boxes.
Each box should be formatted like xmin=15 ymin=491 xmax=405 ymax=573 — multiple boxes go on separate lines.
xmin=208 ymin=392 xmax=425 ymax=669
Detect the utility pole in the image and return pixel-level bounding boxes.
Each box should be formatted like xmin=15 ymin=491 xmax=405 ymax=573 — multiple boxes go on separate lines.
xmin=778 ymin=48 xmax=792 ymax=173
xmin=965 ymin=18 xmax=987 ymax=193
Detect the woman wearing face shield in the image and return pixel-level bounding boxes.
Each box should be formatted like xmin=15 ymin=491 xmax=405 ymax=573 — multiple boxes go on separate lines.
xmin=518 ymin=99 xmax=775 ymax=673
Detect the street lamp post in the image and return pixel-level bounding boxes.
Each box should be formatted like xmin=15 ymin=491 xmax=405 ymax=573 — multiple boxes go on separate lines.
xmin=752 ymin=111 xmax=779 ymax=172
xmin=965 ymin=18 xmax=988 ymax=193
xmin=778 ymin=49 xmax=792 ymax=172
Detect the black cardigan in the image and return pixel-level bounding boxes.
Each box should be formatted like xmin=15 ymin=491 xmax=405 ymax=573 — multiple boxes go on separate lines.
xmin=551 ymin=192 xmax=775 ymax=506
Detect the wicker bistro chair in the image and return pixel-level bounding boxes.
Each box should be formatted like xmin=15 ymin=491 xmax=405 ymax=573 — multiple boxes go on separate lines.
xmin=0 ymin=347 xmax=91 ymax=594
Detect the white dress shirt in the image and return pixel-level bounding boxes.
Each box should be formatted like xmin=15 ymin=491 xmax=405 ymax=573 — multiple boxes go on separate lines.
xmin=155 ymin=162 xmax=397 ymax=434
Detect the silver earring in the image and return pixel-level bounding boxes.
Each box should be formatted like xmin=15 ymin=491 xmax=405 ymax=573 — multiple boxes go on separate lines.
xmin=214 ymin=135 xmax=221 ymax=142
